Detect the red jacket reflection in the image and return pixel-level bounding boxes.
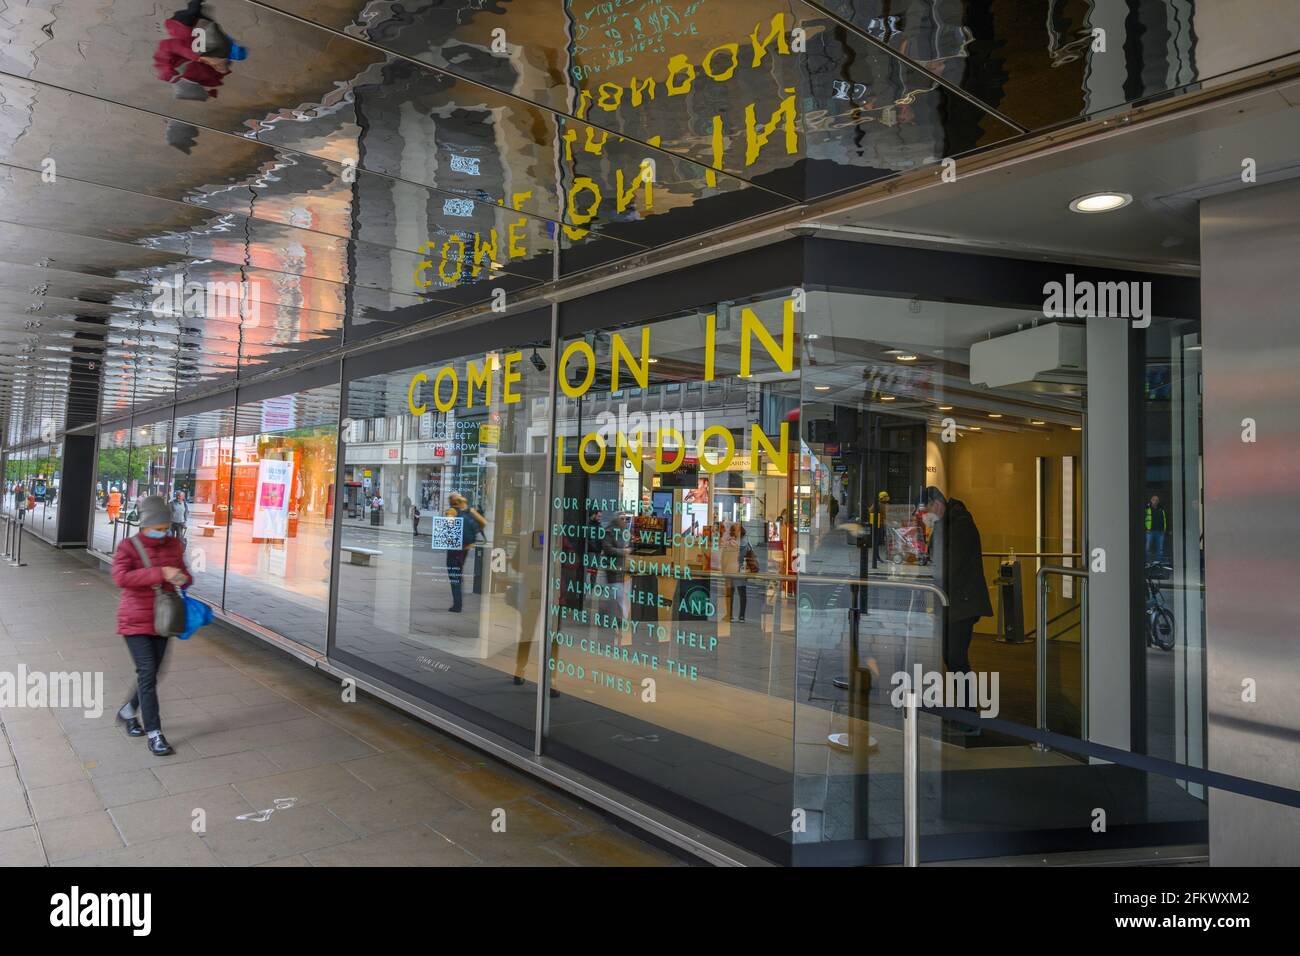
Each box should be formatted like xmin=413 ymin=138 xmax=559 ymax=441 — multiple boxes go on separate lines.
xmin=153 ymin=18 xmax=226 ymax=94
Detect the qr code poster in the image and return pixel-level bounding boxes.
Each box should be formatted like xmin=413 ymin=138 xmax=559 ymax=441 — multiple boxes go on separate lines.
xmin=430 ymin=515 xmax=464 ymax=551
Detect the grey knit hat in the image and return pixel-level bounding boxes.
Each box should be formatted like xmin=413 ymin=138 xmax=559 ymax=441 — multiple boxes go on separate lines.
xmin=135 ymin=495 xmax=171 ymax=529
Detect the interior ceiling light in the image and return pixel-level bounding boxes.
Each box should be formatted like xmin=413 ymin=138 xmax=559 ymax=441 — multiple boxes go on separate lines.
xmin=938 ymin=405 xmax=953 ymax=411
xmin=1069 ymin=191 xmax=1132 ymax=214
xmin=896 ymin=354 xmax=918 ymax=362
xmin=880 ymin=395 xmax=896 ymax=401
xmin=813 ymin=385 xmax=831 ymax=391
xmin=1071 ymin=426 xmax=1083 ymax=431
xmin=1031 ymin=420 xmax=1046 ymax=425
xmin=968 ymin=426 xmax=982 ymax=431
xmin=805 ymin=333 xmax=820 ymax=340
xmin=987 ymin=412 xmax=1002 ymax=418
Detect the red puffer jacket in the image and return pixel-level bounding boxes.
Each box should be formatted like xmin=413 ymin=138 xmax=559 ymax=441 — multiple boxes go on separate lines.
xmin=153 ymin=18 xmax=226 ymax=94
xmin=112 ymin=533 xmax=193 ymax=636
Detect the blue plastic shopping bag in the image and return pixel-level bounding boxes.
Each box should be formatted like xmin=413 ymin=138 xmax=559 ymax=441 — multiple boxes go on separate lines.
xmin=178 ymin=589 xmax=214 ymax=640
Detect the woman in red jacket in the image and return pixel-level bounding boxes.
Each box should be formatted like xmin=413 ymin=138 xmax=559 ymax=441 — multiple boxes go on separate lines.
xmin=112 ymin=495 xmax=192 ymax=756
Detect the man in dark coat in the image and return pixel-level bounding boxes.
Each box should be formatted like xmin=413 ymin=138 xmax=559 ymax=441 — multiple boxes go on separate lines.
xmin=924 ymin=487 xmax=992 ymax=727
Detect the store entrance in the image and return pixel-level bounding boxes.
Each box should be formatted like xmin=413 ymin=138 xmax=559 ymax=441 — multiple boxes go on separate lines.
xmin=795 ymin=290 xmax=1207 ymax=862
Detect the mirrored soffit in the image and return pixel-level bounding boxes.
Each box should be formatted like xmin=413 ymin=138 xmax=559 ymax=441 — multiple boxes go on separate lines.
xmin=0 ymin=0 xmax=1275 ymax=444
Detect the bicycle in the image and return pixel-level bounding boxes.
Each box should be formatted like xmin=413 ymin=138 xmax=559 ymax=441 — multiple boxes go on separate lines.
xmin=1145 ymin=561 xmax=1176 ymax=651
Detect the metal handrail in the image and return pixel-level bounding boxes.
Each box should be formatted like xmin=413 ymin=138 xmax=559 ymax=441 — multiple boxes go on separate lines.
xmin=982 ymin=551 xmax=1082 ymax=559
xmin=688 ymin=566 xmax=950 ymax=605
xmin=1035 ymin=565 xmax=1088 ymax=750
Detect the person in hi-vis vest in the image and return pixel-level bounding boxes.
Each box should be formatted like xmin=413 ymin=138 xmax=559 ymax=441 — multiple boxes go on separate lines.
xmin=1145 ymin=494 xmax=1168 ymax=563
xmin=869 ymin=490 xmax=890 ymax=567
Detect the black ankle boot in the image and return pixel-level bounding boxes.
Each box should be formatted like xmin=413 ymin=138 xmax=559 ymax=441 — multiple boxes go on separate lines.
xmin=146 ymin=732 xmax=175 ymax=756
xmin=116 ymin=707 xmax=145 ymax=737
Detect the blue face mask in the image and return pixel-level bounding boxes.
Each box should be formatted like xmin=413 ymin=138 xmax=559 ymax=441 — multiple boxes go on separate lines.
xmin=142 ymin=529 xmax=168 ymax=539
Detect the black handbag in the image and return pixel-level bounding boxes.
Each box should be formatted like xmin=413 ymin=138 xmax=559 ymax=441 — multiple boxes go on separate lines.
xmin=130 ymin=536 xmax=188 ymax=636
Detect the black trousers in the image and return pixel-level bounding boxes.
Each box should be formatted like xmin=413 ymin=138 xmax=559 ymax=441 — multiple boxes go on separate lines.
xmin=942 ymin=615 xmax=976 ymax=674
xmin=123 ymin=634 xmax=170 ymax=733
xmin=446 ymin=548 xmax=467 ymax=609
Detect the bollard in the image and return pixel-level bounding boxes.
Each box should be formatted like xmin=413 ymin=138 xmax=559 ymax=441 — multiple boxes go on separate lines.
xmin=903 ymin=690 xmax=919 ymax=867
xmin=3 ymin=515 xmax=11 ymax=558
xmin=10 ymin=517 xmax=25 ymax=567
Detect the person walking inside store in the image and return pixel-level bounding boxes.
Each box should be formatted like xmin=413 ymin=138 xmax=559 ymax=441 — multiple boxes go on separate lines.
xmin=169 ymin=489 xmax=189 ymax=539
xmin=924 ymin=486 xmax=992 ymax=738
xmin=111 ymin=495 xmax=192 ymax=756
xmin=1145 ymin=493 xmax=1168 ymax=564
xmin=444 ymin=492 xmax=485 ymax=612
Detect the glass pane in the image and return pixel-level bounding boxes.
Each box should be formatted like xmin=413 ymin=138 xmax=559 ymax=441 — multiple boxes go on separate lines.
xmin=224 ymin=385 xmax=340 ymax=647
xmin=796 ymin=286 xmax=1208 ymax=861
xmin=542 ymin=292 xmax=798 ymax=860
xmin=167 ymin=405 xmax=237 ymax=606
xmin=335 ymin=337 xmax=554 ymax=747
xmin=92 ymin=425 xmax=136 ymax=555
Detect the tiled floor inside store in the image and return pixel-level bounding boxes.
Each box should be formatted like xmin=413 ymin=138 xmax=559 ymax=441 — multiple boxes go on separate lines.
xmin=0 ymin=534 xmax=681 ymax=867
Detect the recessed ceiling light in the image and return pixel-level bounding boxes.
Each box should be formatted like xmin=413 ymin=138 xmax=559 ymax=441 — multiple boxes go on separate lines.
xmin=1031 ymin=420 xmax=1046 ymax=425
xmin=987 ymin=413 xmax=1002 ymax=418
xmin=896 ymin=354 xmax=918 ymax=362
xmin=647 ymin=358 xmax=659 ymax=364
xmin=880 ymin=395 xmax=896 ymax=401
xmin=805 ymin=333 xmax=820 ymax=340
xmin=968 ymin=426 xmax=982 ymax=431
xmin=938 ymin=405 xmax=953 ymax=411
xmin=1069 ymin=191 xmax=1132 ymax=214
xmin=1187 ymin=345 xmax=1203 ymax=351
xmin=1071 ymin=426 xmax=1082 ymax=431
xmin=813 ymin=385 xmax=830 ymax=391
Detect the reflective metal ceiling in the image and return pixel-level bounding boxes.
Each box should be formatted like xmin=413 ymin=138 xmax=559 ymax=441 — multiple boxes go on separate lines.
xmin=0 ymin=0 xmax=1282 ymax=446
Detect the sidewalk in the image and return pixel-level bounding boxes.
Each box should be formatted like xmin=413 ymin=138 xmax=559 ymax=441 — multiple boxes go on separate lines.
xmin=0 ymin=535 xmax=680 ymax=867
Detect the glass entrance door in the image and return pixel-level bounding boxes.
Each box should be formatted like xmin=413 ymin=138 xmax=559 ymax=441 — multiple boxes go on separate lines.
xmin=793 ymin=289 xmax=1207 ymax=863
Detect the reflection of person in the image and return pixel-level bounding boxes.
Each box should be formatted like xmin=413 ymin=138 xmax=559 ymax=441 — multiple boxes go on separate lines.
xmin=112 ymin=496 xmax=192 ymax=757
xmin=1145 ymin=494 xmax=1168 ymax=563
xmin=722 ymin=523 xmax=754 ymax=622
xmin=411 ymin=504 xmax=421 ymax=536
xmin=153 ymin=1 xmax=245 ymax=100
xmin=372 ymin=493 xmax=384 ymax=523
xmin=869 ymin=490 xmax=890 ymax=566
xmin=601 ymin=514 xmax=632 ymax=624
xmin=828 ymin=495 xmax=839 ymax=525
xmin=444 ymin=493 xmax=485 ymax=612
xmin=925 ymin=487 xmax=992 ymax=735
xmin=107 ymin=487 xmax=122 ymax=525
xmin=170 ymin=491 xmax=188 ymax=538
xmin=511 ymin=540 xmax=561 ymax=698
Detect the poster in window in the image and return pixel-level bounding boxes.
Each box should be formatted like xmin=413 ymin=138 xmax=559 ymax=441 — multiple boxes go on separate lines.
xmin=252 ymin=459 xmax=294 ymax=538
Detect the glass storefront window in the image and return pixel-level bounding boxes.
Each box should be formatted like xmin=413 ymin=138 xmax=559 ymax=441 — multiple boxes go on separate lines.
xmin=334 ymin=338 xmax=553 ymax=747
xmin=91 ymin=426 xmax=136 ymax=555
xmin=224 ymin=386 xmax=339 ymax=648
xmin=167 ymin=406 xmax=236 ymax=606
xmin=542 ymin=292 xmax=799 ymax=858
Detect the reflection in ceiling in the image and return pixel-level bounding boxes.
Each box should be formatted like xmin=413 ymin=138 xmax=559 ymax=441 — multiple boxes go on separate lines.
xmin=0 ymin=0 xmax=1269 ymax=447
